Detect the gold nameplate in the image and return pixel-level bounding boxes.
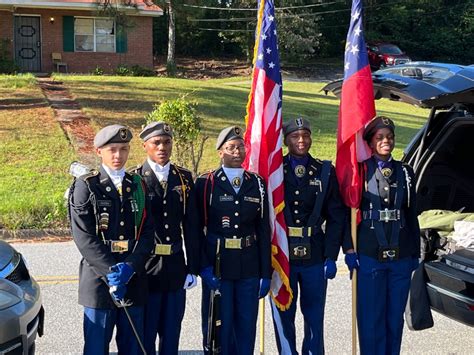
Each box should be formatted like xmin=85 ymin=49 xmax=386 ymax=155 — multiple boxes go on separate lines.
xmin=155 ymin=244 xmax=172 ymax=255
xmin=225 ymin=238 xmax=242 ymax=249
xmin=111 ymin=241 xmax=129 ymax=253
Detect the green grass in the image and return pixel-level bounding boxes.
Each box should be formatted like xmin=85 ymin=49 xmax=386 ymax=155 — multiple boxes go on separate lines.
xmin=1 ymin=74 xmax=429 ymax=229
xmin=0 ymin=81 xmax=76 ymax=229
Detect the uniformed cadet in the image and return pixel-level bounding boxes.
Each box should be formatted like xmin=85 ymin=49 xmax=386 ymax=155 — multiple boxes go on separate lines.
xmin=130 ymin=121 xmax=200 ymax=355
xmin=347 ymin=116 xmax=420 ymax=355
xmin=271 ymin=118 xmax=348 ymax=355
xmin=68 ymin=124 xmax=154 ymax=355
xmin=196 ymin=126 xmax=272 ymax=354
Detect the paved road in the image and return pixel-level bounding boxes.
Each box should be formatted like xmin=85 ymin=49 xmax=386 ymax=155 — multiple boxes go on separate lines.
xmin=12 ymin=241 xmax=474 ymax=354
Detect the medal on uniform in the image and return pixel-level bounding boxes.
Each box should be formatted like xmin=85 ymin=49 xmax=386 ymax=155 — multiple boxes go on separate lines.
xmin=294 ymin=165 xmax=306 ymax=178
xmin=381 ymin=167 xmax=392 ymax=178
xmin=232 ymin=176 xmax=241 ymax=188
xmin=99 ymin=213 xmax=109 ymax=230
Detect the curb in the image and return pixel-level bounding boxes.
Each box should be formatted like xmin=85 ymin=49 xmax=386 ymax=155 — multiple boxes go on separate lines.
xmin=0 ymin=229 xmax=72 ymax=241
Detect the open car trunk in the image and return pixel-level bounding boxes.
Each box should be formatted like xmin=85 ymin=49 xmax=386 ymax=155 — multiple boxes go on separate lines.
xmin=405 ymin=110 xmax=474 ymax=326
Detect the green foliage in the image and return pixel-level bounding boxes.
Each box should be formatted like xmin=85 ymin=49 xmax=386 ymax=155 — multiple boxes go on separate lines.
xmin=92 ymin=66 xmax=104 ymax=75
xmin=114 ymin=64 xmax=155 ymax=76
xmin=129 ymin=64 xmax=155 ymax=77
xmin=0 ymin=73 xmax=36 ymax=89
xmin=145 ymin=96 xmax=208 ymax=175
xmin=114 ymin=64 xmax=131 ymax=76
xmin=0 ymin=39 xmax=19 ymax=74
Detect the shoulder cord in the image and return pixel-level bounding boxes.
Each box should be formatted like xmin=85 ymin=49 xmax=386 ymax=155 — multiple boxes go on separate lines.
xmin=203 ymin=171 xmax=215 ymax=228
xmin=175 ymin=167 xmax=188 ymax=215
xmin=256 ymin=174 xmax=265 ymax=219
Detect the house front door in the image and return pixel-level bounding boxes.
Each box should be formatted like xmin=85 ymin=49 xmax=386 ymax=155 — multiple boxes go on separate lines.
xmin=14 ymin=16 xmax=41 ymax=72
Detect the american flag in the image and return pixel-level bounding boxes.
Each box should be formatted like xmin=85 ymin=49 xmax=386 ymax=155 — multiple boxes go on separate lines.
xmin=243 ymin=0 xmax=292 ymax=310
xmin=336 ymin=0 xmax=375 ymax=208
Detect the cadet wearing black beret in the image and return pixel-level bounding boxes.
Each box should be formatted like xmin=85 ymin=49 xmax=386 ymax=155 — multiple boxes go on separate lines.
xmin=69 ymin=124 xmax=153 ymax=355
xmin=349 ymin=115 xmax=420 ymax=355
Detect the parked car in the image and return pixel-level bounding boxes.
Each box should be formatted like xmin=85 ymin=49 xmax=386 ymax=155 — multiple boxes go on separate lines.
xmin=323 ymin=62 xmax=474 ymax=326
xmin=367 ymin=42 xmax=411 ymax=70
xmin=0 ymin=240 xmax=44 ymax=354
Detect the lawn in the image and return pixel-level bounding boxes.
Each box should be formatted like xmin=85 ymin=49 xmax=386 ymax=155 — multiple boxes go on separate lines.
xmin=0 ymin=74 xmax=76 ymax=229
xmin=0 ymin=74 xmax=429 ymax=229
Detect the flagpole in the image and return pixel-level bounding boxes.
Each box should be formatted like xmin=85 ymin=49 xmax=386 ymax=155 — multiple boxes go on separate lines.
xmin=351 ymin=207 xmax=358 ymax=355
xmin=259 ymin=298 xmax=265 ymax=354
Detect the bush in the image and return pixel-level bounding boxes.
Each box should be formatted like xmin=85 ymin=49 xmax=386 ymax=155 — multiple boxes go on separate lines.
xmin=0 ymin=39 xmax=19 ymax=74
xmin=92 ymin=66 xmax=104 ymax=75
xmin=115 ymin=64 xmax=131 ymax=76
xmin=130 ymin=65 xmax=155 ymax=77
xmin=145 ymin=97 xmax=208 ymax=176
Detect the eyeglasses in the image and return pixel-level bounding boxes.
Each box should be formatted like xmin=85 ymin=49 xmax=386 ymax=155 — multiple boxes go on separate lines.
xmin=223 ymin=144 xmax=246 ymax=153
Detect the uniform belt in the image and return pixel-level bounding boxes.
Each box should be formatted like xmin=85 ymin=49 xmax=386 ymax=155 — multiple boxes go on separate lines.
xmin=104 ymin=240 xmax=135 ymax=253
xmin=362 ymin=209 xmax=402 ymax=223
xmin=287 ymin=226 xmax=313 ymax=238
xmin=207 ymin=234 xmax=257 ymax=249
xmin=154 ymin=240 xmax=182 ymax=255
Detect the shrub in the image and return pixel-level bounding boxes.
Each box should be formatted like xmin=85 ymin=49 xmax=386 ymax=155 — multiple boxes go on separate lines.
xmin=145 ymin=97 xmax=208 ymax=177
xmin=115 ymin=64 xmax=131 ymax=76
xmin=130 ymin=65 xmax=155 ymax=77
xmin=0 ymin=39 xmax=19 ymax=74
xmin=92 ymin=66 xmax=104 ymax=75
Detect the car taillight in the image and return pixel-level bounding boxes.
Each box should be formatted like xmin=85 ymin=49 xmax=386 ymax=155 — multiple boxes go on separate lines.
xmin=387 ymin=57 xmax=394 ymax=64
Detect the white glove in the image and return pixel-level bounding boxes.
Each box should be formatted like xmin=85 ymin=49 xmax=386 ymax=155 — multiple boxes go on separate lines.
xmin=183 ymin=274 xmax=198 ymax=290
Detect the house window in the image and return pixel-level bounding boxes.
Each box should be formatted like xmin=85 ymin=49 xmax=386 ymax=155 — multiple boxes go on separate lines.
xmin=74 ymin=18 xmax=115 ymax=52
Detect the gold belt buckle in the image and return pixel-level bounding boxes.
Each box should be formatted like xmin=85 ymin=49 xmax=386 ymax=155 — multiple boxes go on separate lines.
xmin=225 ymin=238 xmax=242 ymax=249
xmin=288 ymin=227 xmax=303 ymax=237
xmin=155 ymin=244 xmax=172 ymax=255
xmin=111 ymin=241 xmax=129 ymax=253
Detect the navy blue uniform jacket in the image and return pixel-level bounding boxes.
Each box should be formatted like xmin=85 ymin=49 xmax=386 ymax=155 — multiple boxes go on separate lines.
xmin=283 ymin=154 xmax=349 ymax=264
xmin=131 ymin=162 xmax=200 ymax=292
xmin=195 ymin=168 xmax=272 ymax=280
xmin=357 ymin=157 xmax=420 ymax=259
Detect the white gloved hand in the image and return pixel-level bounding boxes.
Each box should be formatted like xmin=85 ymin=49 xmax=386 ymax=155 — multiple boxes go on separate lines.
xmin=183 ymin=274 xmax=198 ymax=290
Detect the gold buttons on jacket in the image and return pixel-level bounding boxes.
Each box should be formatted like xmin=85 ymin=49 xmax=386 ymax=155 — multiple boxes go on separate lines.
xmin=120 ymin=221 xmax=124 ymax=226
xmin=235 ymin=212 xmax=239 ymax=216
xmin=295 ymin=190 xmax=300 ymax=195
xmin=164 ymin=212 xmax=168 ymax=217
xmin=119 ymin=235 xmax=124 ymax=240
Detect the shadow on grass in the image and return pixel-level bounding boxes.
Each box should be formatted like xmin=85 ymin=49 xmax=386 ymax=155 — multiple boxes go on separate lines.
xmin=0 ymin=98 xmax=47 ymax=110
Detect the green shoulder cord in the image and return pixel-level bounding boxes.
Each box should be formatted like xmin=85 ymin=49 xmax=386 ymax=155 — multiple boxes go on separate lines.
xmin=132 ymin=174 xmax=146 ymax=240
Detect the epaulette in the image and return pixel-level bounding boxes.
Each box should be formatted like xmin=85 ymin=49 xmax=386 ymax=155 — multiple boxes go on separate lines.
xmin=127 ymin=164 xmax=142 ymax=174
xmin=81 ymin=169 xmax=98 ymax=180
xmin=175 ymin=164 xmax=192 ymax=174
xmin=198 ymin=170 xmax=215 ymax=179
xmin=245 ymin=171 xmax=264 ymax=181
xmin=314 ymin=158 xmax=324 ymax=164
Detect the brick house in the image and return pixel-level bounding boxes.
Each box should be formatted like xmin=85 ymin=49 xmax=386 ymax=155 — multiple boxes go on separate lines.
xmin=0 ymin=0 xmax=162 ymax=73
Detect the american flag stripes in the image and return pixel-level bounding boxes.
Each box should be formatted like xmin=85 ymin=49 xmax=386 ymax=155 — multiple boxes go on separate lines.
xmin=243 ymin=0 xmax=292 ymax=310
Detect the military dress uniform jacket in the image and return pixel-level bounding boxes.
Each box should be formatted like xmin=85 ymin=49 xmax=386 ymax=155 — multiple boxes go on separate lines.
xmin=357 ymin=157 xmax=420 ymax=260
xmin=195 ymin=168 xmax=272 ymax=280
xmin=130 ymin=162 xmax=200 ymax=292
xmin=283 ymin=155 xmax=348 ymax=265
xmin=69 ymin=167 xmax=154 ymax=309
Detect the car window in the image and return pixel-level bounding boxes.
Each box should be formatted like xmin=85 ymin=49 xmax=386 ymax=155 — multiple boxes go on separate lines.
xmin=379 ymin=44 xmax=403 ymax=55
xmin=378 ymin=65 xmax=456 ymax=84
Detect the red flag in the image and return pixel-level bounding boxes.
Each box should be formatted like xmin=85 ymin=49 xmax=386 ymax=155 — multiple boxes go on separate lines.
xmin=336 ymin=0 xmax=375 ymax=208
xmin=243 ymin=0 xmax=292 ymax=310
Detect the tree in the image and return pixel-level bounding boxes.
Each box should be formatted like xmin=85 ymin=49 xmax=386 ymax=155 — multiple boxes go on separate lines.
xmin=145 ymin=97 xmax=208 ymax=177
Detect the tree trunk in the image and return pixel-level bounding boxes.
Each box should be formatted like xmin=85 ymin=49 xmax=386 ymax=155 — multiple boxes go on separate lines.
xmin=167 ymin=0 xmax=175 ymax=66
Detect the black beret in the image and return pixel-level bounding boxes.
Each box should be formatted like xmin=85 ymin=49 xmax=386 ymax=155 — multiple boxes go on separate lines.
xmin=363 ymin=116 xmax=395 ymax=142
xmin=216 ymin=126 xmax=244 ymax=150
xmin=283 ymin=117 xmax=312 ymax=137
xmin=139 ymin=121 xmax=173 ymax=141
xmin=94 ymin=124 xmax=132 ymax=148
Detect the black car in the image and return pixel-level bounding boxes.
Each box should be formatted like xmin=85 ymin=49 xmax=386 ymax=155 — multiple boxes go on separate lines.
xmin=0 ymin=241 xmax=44 ymax=354
xmin=323 ymin=62 xmax=474 ymax=326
